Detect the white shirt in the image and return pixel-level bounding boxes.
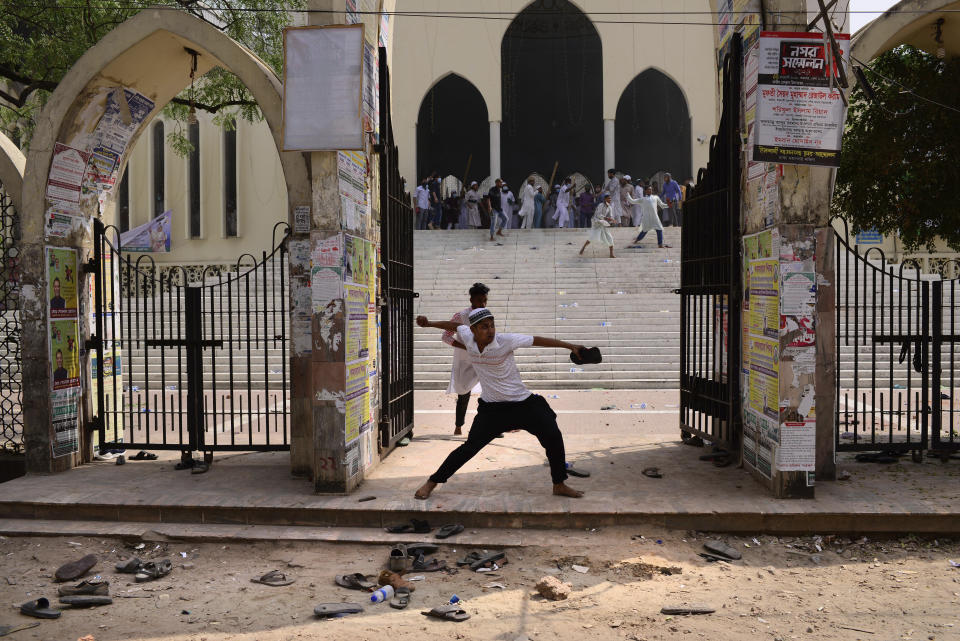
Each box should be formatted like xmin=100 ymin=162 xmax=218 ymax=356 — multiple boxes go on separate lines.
xmin=500 ymin=190 xmax=515 ymax=213
xmin=415 ymin=185 xmax=431 ymax=209
xmin=456 ymin=326 xmax=533 ymax=403
xmin=557 ymin=184 xmax=571 ymax=209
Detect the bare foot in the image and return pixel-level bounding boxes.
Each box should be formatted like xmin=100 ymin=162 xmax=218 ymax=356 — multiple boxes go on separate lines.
xmin=552 ymin=482 xmax=584 ymax=498
xmin=414 ymin=481 xmax=437 ymax=500
xmin=489 ymin=236 xmax=495 ymax=241
xmin=453 ymin=426 xmax=462 ymax=436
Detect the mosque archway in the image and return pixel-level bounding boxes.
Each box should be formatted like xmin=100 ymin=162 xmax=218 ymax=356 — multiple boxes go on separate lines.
xmin=615 ymin=69 xmax=691 ymax=182
xmin=416 ymin=74 xmax=489 ymax=184
xmin=501 ymin=0 xmax=602 ymax=189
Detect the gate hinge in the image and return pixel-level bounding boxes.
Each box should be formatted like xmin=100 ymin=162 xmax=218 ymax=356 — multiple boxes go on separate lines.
xmin=672 ymin=288 xmax=681 ymax=295
xmin=86 ymin=416 xmax=104 ymax=433
xmin=81 ymin=257 xmax=98 ymax=276
xmin=85 ymin=335 xmax=102 ymax=351
xmin=413 ymin=292 xmax=420 ymax=298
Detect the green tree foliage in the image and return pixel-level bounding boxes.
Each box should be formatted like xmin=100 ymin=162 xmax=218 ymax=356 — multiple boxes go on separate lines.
xmin=832 ymin=46 xmax=960 ymax=252
xmin=0 ymin=0 xmax=304 ymax=154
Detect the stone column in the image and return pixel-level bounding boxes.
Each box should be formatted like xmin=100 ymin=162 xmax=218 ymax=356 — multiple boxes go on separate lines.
xmin=737 ymin=0 xmax=839 ymax=498
xmin=489 ymin=120 xmax=501 ymax=180
xmin=603 ymin=119 xmax=615 ymax=170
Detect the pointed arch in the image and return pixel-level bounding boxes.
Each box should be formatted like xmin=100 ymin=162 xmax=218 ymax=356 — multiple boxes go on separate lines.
xmin=501 ymin=0 xmax=603 ymax=189
xmin=0 ymin=132 xmax=25 ymax=213
xmin=615 ymin=68 xmax=692 ymax=181
xmin=416 ymin=73 xmax=489 ymax=183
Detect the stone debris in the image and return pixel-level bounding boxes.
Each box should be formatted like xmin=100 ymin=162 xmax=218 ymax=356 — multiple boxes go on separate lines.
xmin=535 ymin=575 xmax=571 ymax=601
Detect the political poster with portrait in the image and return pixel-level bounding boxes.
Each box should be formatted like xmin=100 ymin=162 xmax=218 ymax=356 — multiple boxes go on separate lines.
xmin=46 ymin=247 xmax=78 ymax=319
xmin=49 ymin=319 xmax=80 ymax=391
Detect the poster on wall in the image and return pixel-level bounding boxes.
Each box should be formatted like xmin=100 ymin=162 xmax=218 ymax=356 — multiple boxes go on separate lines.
xmin=45 ymin=205 xmax=87 ymax=240
xmin=716 ymin=0 xmax=761 ymax=69
xmin=344 ymin=284 xmax=369 ymax=362
xmin=46 ymin=247 xmax=78 ymax=318
xmin=46 ymin=143 xmax=90 ymax=204
xmin=49 ymin=319 xmax=80 ymax=391
xmin=344 ymin=235 xmax=372 ymax=287
xmin=119 ymin=210 xmax=171 ymax=252
xmin=753 ymin=31 xmax=850 ymax=166
xmin=51 ymin=387 xmax=80 ymax=458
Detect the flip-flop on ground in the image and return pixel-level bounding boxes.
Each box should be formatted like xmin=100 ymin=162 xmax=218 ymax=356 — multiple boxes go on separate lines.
xmin=421 ymin=603 xmax=470 ymax=622
xmin=251 ymin=570 xmax=295 ymax=587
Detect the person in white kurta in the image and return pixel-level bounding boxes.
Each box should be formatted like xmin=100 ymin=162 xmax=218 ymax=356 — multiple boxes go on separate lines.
xmin=519 ymin=179 xmax=537 ymax=229
xmin=553 ymin=178 xmax=573 ymax=228
xmin=618 ymin=175 xmax=636 ymax=227
xmin=578 ymin=193 xmax=617 ymax=258
xmin=626 ymin=186 xmax=670 ymax=248
xmin=464 ymin=182 xmax=482 ymax=228
xmin=604 ymin=170 xmax=622 ymax=226
xmin=441 ymin=283 xmax=488 ymax=435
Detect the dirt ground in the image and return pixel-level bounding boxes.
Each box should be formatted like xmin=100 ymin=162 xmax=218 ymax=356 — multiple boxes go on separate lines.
xmin=1 ymin=529 xmax=959 ymax=641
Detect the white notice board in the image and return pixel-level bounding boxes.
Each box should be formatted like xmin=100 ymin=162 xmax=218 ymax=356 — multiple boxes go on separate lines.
xmin=283 ymin=24 xmax=364 ymax=151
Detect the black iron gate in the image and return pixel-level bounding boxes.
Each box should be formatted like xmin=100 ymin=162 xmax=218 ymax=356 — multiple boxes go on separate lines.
xmin=377 ymin=46 xmax=415 ymax=453
xmin=90 ymin=220 xmax=291 ymax=458
xmin=0 ymin=183 xmax=21 ymax=455
xmin=834 ymin=220 xmax=960 ymax=460
xmin=677 ymin=34 xmax=743 ymax=452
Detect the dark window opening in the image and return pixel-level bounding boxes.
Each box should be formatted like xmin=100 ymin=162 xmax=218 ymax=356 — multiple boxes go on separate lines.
xmin=224 ymin=128 xmax=237 ymax=237
xmin=152 ymin=121 xmax=165 ymax=217
xmin=501 ymin=0 xmax=603 ymax=188
xmin=416 ymin=74 xmax=489 ymax=183
xmin=117 ymin=167 xmax=129 ymax=232
xmin=188 ymin=121 xmax=201 ymax=238
xmin=615 ymin=69 xmax=691 ymax=181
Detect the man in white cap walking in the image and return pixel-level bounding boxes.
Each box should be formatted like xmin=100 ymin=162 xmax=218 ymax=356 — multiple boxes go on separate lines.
xmin=464 ymin=181 xmax=482 ymax=229
xmin=618 ymin=175 xmax=636 ymax=227
xmin=414 ymin=307 xmax=587 ymax=499
xmin=519 ymin=177 xmax=537 ymax=229
xmin=604 ymin=168 xmax=622 ymax=226
xmin=552 ymin=177 xmax=573 ymax=228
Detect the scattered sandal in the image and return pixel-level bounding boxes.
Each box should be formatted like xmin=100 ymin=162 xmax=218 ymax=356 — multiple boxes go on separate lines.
xmin=434 ymin=524 xmax=464 ymax=539
xmin=421 ymin=603 xmax=470 ymax=622
xmin=703 ymin=540 xmax=741 ymax=561
xmin=389 ymin=544 xmax=409 ymax=572
xmin=250 ymin=570 xmax=295 ymax=587
xmin=0 ymin=622 xmax=40 ymax=636
xmin=334 ymin=573 xmax=376 ymax=591
xmin=642 ymin=467 xmax=662 ymax=478
xmin=661 ymin=604 xmax=715 ymax=615
xmin=412 ymin=554 xmax=446 ymax=572
xmin=55 ymin=554 xmax=98 ymax=582
xmin=115 ymin=557 xmax=143 ymax=574
xmin=468 ymin=551 xmax=505 ymax=571
xmin=566 ymin=467 xmax=591 ymax=478
xmin=58 ymin=580 xmax=109 ymax=597
xmin=385 ymin=519 xmax=430 ymax=534
xmin=135 ymin=559 xmax=173 ymax=582
xmin=130 ymin=451 xmax=158 ymax=460
xmin=389 ymin=586 xmax=411 ymax=610
xmin=314 ymin=602 xmax=364 ymax=618
xmin=59 ymin=595 xmax=113 ymax=608
xmin=19 ymin=598 xmax=60 ymax=619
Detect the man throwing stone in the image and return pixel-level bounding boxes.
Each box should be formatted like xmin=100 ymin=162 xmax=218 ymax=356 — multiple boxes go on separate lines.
xmin=414 ymin=308 xmax=586 ymax=499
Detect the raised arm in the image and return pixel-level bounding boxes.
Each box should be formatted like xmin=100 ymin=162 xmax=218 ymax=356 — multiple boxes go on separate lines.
xmin=532 ymin=336 xmax=585 ymax=360
xmin=417 ymin=316 xmax=460 ymax=332
xmin=625 ymin=191 xmax=643 ymax=205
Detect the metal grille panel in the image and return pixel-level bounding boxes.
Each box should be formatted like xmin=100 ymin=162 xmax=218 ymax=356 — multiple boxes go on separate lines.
xmin=0 ymin=186 xmax=21 ymax=453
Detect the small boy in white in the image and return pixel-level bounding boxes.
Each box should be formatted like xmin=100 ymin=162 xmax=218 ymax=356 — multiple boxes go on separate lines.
xmin=414 ymin=307 xmax=586 ymax=499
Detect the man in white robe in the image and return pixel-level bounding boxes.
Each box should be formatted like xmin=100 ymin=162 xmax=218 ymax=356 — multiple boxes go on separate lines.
xmin=626 ymin=186 xmax=669 ymax=248
xmin=618 ymin=175 xmax=636 ymax=227
xmin=519 ymin=178 xmax=537 ymax=229
xmin=552 ymin=178 xmax=573 ymax=228
xmin=500 ymin=183 xmax=516 ymax=230
xmin=464 ymin=181 xmax=482 ymax=228
xmin=442 ymin=283 xmax=488 ymax=435
xmin=604 ymin=168 xmax=622 ymax=226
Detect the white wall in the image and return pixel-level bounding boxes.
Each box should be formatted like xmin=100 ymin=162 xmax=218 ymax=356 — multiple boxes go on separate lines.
xmin=387 ymin=0 xmax=719 ymax=185
xmin=121 ymin=112 xmax=288 ymax=264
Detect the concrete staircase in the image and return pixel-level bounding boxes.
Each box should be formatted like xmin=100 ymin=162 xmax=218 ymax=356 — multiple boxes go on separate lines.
xmin=413 ymin=227 xmax=682 ymax=389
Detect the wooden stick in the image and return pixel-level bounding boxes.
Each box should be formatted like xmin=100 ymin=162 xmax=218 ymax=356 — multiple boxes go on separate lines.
xmin=460 ymin=154 xmax=472 ymax=195
xmin=837 ymin=626 xmax=874 ymax=634
xmin=547 ymin=161 xmax=559 ymax=194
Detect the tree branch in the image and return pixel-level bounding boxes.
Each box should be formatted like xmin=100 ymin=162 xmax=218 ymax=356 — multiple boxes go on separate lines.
xmin=169 ymin=97 xmax=257 ymax=114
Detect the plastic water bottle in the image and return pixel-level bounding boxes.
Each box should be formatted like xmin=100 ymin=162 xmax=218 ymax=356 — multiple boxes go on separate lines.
xmin=370 ymin=585 xmax=394 ymax=603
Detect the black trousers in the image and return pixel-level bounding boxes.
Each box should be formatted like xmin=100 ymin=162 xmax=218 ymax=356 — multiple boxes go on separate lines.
xmin=455 ymin=393 xmax=471 ymax=427
xmin=429 ymin=394 xmax=568 ymax=485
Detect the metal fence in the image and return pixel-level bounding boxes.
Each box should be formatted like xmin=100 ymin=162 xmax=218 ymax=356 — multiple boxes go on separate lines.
xmin=0 ymin=185 xmax=21 ymax=454
xmin=91 ymin=220 xmax=291 ymax=456
xmin=677 ymin=34 xmax=743 ymax=453
xmin=834 ymin=219 xmax=959 ymax=460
